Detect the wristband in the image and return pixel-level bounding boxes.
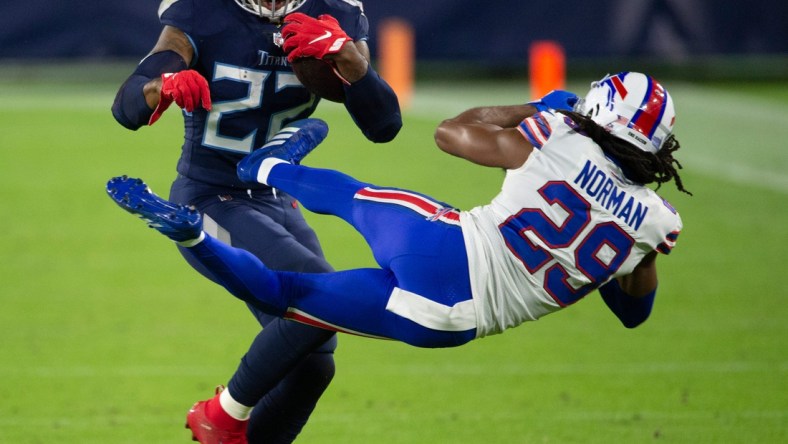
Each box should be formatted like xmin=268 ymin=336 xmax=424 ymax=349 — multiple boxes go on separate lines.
xmin=112 ymin=74 xmax=154 ymax=130
xmin=111 ymin=50 xmax=188 ymax=130
xmin=598 ymin=279 xmax=656 ymax=328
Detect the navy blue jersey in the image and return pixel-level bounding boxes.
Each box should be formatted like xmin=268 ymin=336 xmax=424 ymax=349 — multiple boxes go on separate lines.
xmin=159 ymin=0 xmax=369 ymax=188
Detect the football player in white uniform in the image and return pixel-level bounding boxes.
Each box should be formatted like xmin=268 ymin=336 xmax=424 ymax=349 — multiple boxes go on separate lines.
xmin=108 ymin=72 xmax=689 ymax=349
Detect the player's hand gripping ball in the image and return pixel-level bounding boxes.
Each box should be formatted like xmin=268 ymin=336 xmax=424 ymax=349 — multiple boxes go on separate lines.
xmin=149 ymin=70 xmax=212 ymax=125
xmin=282 ymin=13 xmax=350 ymax=103
xmin=290 ymin=58 xmax=346 ymax=102
xmin=281 ymin=13 xmax=351 ymax=62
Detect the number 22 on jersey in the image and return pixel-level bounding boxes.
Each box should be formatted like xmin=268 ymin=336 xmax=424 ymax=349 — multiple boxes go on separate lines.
xmin=203 ymin=63 xmax=318 ymax=154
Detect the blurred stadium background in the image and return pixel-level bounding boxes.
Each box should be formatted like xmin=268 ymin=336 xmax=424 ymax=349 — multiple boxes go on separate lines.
xmin=1 ymin=1 xmax=786 ymax=443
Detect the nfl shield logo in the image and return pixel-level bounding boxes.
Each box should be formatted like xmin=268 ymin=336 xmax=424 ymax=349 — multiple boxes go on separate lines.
xmin=273 ymin=32 xmax=284 ymax=47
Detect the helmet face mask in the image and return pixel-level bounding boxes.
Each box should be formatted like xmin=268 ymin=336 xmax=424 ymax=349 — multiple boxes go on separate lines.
xmin=575 ymin=72 xmax=675 ymax=153
xmin=233 ymin=0 xmax=308 ymax=21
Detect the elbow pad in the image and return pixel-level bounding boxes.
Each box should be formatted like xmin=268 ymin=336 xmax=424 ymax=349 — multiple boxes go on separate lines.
xmin=111 ymin=50 xmax=188 ymax=130
xmin=343 ymin=66 xmax=402 ymax=143
xmin=599 ymin=279 xmax=656 ymax=328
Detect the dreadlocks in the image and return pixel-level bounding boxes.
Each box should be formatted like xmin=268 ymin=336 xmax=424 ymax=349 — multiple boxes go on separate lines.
xmin=560 ymin=111 xmax=692 ymax=196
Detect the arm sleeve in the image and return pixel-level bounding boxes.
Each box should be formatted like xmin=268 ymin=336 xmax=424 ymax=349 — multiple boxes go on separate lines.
xmin=330 ymin=5 xmax=401 ymax=142
xmin=599 ymin=279 xmax=656 ymax=328
xmin=111 ymin=0 xmax=196 ymax=129
xmin=110 ymin=50 xmax=188 ymax=130
xmin=343 ymin=66 xmax=402 ymax=143
xmin=158 ymin=0 xmax=195 ymax=35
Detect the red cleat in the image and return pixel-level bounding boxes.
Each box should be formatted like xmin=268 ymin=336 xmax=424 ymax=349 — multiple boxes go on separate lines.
xmin=186 ymin=386 xmax=248 ymax=444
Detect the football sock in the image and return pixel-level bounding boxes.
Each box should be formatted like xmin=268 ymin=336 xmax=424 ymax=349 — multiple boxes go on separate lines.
xmin=177 ymin=231 xmax=205 ymax=248
xmin=256 ymin=157 xmax=288 ymax=185
xmin=201 ymin=389 xmax=248 ymax=432
xmin=218 ymin=388 xmax=253 ymax=421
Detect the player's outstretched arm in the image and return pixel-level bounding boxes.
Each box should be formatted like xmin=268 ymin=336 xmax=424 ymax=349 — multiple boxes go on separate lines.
xmin=111 ymin=26 xmax=210 ymax=129
xmin=599 ymin=252 xmax=658 ymax=328
xmin=434 ymin=105 xmax=535 ymax=169
xmin=433 ymin=90 xmax=578 ymax=168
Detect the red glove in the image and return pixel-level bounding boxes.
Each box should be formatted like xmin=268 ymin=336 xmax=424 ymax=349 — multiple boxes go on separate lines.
xmin=149 ymin=70 xmax=211 ymax=126
xmin=281 ymin=13 xmax=352 ymax=63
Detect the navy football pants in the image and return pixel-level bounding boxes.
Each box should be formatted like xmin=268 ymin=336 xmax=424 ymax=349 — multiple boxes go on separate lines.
xmin=170 ymin=176 xmax=336 ymax=443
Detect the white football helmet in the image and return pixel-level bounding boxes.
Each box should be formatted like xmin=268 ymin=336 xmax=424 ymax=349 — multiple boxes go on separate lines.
xmin=234 ymin=0 xmax=308 ymax=21
xmin=574 ymin=72 xmax=676 ymax=153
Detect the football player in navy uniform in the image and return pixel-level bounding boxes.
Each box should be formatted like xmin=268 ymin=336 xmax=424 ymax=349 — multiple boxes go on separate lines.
xmin=111 ymin=1 xmax=401 ymax=443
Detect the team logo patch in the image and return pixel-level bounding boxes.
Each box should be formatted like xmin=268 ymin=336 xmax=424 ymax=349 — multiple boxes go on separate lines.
xmin=273 ymin=32 xmax=284 ymax=47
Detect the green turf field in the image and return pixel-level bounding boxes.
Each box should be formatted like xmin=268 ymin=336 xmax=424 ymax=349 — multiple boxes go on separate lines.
xmin=0 ymin=67 xmax=786 ymax=443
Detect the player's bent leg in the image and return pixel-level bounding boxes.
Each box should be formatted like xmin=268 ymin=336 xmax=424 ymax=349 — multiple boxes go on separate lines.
xmin=228 ymin=317 xmax=336 ymax=406
xmin=187 ymin=234 xmax=475 ymax=347
xmin=184 ymin=235 xmax=289 ymax=316
xmin=278 ymin=269 xmax=477 ymax=348
xmin=246 ymin=349 xmax=336 ymax=443
xmin=178 ymin=237 xmax=338 ymax=443
xmin=227 ymin=316 xmax=336 ymax=435
xmin=108 ymin=176 xmax=340 ymax=440
xmin=263 ymin=163 xmax=371 ymax=224
xmin=237 ymin=118 xmax=328 ymax=184
xmin=170 ymin=176 xmax=338 ymax=443
xmin=183 ymin=237 xmax=474 ymax=347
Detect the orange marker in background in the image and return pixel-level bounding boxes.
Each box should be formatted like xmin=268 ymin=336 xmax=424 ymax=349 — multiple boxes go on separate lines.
xmin=378 ymin=18 xmax=414 ymax=109
xmin=529 ymin=40 xmax=566 ymax=101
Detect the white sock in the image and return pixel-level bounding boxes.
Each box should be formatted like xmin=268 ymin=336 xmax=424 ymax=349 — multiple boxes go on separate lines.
xmin=219 ymin=388 xmax=253 ymax=421
xmin=176 ymin=231 xmax=205 ymax=248
xmin=257 ymin=157 xmax=289 ymax=185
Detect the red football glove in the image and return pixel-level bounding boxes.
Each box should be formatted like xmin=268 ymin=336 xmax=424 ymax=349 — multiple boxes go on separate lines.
xmin=281 ymin=13 xmax=352 ymax=63
xmin=149 ymin=70 xmax=211 ymax=126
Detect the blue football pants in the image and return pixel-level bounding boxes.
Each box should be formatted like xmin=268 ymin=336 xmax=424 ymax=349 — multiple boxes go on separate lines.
xmin=182 ymin=164 xmax=477 ymax=348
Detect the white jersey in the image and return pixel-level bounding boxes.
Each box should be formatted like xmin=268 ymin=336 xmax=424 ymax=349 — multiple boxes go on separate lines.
xmin=460 ymin=112 xmax=682 ymax=338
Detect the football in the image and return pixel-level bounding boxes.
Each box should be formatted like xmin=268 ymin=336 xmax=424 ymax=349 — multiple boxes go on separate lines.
xmin=291 ymin=57 xmax=346 ymax=103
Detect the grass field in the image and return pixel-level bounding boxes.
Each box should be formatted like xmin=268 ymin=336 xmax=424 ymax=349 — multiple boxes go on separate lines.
xmin=0 ymin=66 xmax=786 ymax=443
